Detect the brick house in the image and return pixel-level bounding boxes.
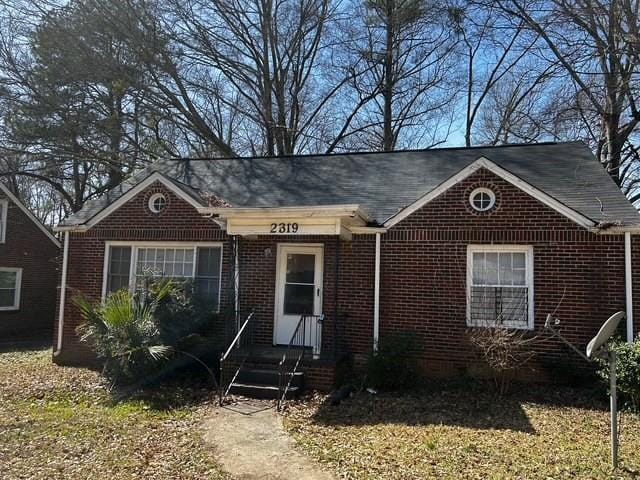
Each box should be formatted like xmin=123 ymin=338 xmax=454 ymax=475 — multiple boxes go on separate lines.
xmin=0 ymin=183 xmax=60 ymax=342
xmin=53 ymin=142 xmax=640 ymax=391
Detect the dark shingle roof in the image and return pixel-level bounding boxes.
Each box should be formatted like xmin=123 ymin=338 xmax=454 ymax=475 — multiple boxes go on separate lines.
xmin=60 ymin=141 xmax=640 ymax=228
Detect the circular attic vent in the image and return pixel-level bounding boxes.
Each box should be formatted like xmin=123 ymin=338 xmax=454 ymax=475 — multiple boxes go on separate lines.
xmin=469 ymin=187 xmax=496 ymax=212
xmin=148 ymin=193 xmax=167 ymax=214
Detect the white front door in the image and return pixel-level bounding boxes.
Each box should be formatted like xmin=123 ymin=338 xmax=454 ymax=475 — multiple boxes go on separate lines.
xmin=274 ymin=244 xmax=323 ymax=346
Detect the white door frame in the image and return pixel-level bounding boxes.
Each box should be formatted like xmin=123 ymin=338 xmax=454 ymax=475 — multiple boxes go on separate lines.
xmin=274 ymin=243 xmax=324 ymax=345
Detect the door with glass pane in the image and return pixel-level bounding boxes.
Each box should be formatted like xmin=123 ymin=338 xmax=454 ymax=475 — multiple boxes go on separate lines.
xmin=274 ymin=245 xmax=323 ymax=346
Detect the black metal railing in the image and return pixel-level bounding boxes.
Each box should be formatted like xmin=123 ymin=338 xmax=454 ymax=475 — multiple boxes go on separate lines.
xmin=469 ymin=286 xmax=528 ymax=328
xmin=277 ymin=314 xmax=324 ymax=411
xmin=218 ymin=311 xmax=255 ymax=405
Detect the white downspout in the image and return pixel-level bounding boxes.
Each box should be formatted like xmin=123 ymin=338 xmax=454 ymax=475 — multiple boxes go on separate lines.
xmin=625 ymin=232 xmax=634 ymax=343
xmin=54 ymin=231 xmax=70 ymax=356
xmin=234 ymin=236 xmax=240 ymax=317
xmin=373 ymin=232 xmax=381 ymax=352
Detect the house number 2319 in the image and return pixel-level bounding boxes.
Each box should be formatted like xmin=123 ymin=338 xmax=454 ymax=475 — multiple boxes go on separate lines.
xmin=270 ymin=222 xmax=299 ymax=233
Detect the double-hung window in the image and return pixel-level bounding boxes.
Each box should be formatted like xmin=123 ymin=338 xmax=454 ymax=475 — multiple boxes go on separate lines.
xmin=0 ymin=267 xmax=22 ymax=311
xmin=467 ymin=245 xmax=534 ymax=329
xmin=0 ymin=200 xmax=7 ymax=243
xmin=103 ymin=243 xmax=223 ymax=311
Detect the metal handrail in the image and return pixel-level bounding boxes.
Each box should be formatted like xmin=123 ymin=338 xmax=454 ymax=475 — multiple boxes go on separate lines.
xmin=219 ymin=311 xmax=254 ymax=405
xmin=277 ymin=314 xmax=324 ymax=411
xmin=220 ymin=312 xmax=253 ymax=363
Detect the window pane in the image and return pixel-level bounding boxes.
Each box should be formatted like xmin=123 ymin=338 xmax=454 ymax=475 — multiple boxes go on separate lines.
xmin=108 ymin=275 xmax=130 ymax=294
xmin=174 ymin=263 xmax=184 ymax=276
xmin=513 ymin=253 xmax=526 ymax=268
xmin=0 ymin=271 xmax=17 ymax=289
xmin=135 ymin=247 xmax=193 ymax=279
xmin=107 ymin=247 xmax=131 ymax=293
xmin=284 ymin=284 xmax=314 ymax=314
xmin=485 ymin=253 xmax=499 ymax=284
xmin=470 ymin=286 xmax=495 ymax=326
xmin=286 ymin=254 xmax=315 ymax=284
xmin=472 ymin=253 xmax=485 ymax=284
xmin=0 ymin=288 xmax=15 ymax=307
xmin=501 ymin=287 xmax=528 ymax=326
xmin=164 ymin=262 xmax=175 ymax=276
xmin=499 ymin=253 xmax=513 ymax=285
xmin=195 ymin=278 xmax=220 ymax=310
xmin=512 ymin=268 xmax=526 ymax=286
xmin=470 ymin=286 xmax=528 ymax=328
xmin=195 ymin=248 xmax=221 ymax=310
xmin=197 ymin=248 xmax=221 ymax=277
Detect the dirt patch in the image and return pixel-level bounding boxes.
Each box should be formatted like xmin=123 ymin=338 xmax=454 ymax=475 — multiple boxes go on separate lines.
xmin=203 ymin=401 xmax=336 ymax=480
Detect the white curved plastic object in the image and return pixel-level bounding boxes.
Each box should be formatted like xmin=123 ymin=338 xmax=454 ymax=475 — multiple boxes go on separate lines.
xmin=586 ymin=311 xmax=625 ymax=359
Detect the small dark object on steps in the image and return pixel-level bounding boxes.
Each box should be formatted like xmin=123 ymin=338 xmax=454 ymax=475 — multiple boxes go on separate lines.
xmin=329 ymin=384 xmax=355 ymax=406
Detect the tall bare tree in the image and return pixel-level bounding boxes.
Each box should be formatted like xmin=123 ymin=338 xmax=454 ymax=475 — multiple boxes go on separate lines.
xmin=449 ymin=2 xmax=559 ymax=146
xmin=492 ymin=0 xmax=640 ymax=200
xmin=346 ymin=0 xmax=458 ymax=150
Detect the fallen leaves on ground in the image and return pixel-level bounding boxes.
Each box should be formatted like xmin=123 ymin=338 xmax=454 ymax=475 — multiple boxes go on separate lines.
xmin=0 ymin=348 xmax=229 ymax=480
xmin=284 ymin=386 xmax=640 ymax=480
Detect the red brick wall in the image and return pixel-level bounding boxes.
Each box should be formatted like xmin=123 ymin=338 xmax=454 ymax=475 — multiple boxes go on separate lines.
xmin=0 ymin=192 xmax=59 ymax=341
xmin=237 ymin=235 xmax=374 ymax=356
xmin=53 ymin=182 xmax=231 ymax=364
xmin=378 ymin=168 xmax=630 ymax=376
xmin=56 ymin=169 xmax=639 ymax=383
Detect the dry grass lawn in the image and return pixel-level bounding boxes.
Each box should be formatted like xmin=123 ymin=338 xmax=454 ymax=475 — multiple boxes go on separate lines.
xmin=0 ymin=347 xmax=228 ymax=480
xmin=284 ymin=386 xmax=640 ymax=480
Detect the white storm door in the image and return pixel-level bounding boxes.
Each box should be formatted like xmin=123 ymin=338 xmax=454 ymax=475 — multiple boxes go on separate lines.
xmin=274 ymin=244 xmax=323 ymax=346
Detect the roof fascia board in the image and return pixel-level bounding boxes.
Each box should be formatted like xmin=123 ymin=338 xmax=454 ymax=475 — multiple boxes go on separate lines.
xmin=351 ymin=226 xmax=388 ymax=234
xmin=203 ymin=204 xmax=370 ymax=221
xmin=383 ymin=156 xmax=596 ymax=229
xmin=0 ymin=183 xmax=61 ymax=247
xmin=57 ymin=172 xmax=204 ymax=231
xmin=596 ymin=226 xmax=640 ymax=235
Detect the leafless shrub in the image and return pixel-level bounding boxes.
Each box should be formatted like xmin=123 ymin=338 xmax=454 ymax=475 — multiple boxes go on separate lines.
xmin=467 ymin=326 xmax=541 ymax=395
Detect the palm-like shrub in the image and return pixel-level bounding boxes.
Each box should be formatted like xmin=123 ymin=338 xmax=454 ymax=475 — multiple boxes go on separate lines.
xmin=75 ymin=282 xmax=176 ymax=386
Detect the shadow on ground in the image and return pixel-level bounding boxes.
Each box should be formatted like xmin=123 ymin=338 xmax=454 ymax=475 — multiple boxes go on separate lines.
xmin=0 ymin=339 xmax=52 ymax=353
xmin=307 ymin=381 xmax=608 ymax=434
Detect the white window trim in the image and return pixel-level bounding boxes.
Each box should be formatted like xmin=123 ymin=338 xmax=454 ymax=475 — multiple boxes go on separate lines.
xmin=469 ymin=187 xmax=496 ymax=212
xmin=0 ymin=267 xmax=22 ymax=311
xmin=0 ymin=200 xmax=7 ymax=243
xmin=466 ymin=245 xmax=534 ymax=330
xmin=101 ymin=241 xmax=224 ymax=312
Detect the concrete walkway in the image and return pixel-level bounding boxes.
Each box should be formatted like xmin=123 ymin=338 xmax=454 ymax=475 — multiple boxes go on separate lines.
xmin=202 ymin=401 xmax=336 ymax=480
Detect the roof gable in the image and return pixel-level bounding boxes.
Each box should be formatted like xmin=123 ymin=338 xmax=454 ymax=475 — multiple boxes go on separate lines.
xmin=383 ymin=157 xmax=595 ymax=229
xmin=0 ymin=183 xmax=60 ymax=247
xmin=56 ymin=172 xmax=205 ymax=231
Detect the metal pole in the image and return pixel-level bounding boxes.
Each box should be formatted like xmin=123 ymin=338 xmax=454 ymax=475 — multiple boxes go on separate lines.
xmin=610 ymin=350 xmax=618 ymax=469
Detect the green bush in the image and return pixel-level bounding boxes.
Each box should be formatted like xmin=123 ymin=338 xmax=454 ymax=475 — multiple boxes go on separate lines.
xmin=366 ymin=332 xmax=418 ymax=391
xmin=597 ymin=339 xmax=640 ymax=412
xmin=75 ymin=279 xmax=218 ymax=386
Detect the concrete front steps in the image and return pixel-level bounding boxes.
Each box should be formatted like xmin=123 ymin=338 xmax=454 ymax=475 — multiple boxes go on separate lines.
xmin=228 ymin=366 xmax=305 ymax=400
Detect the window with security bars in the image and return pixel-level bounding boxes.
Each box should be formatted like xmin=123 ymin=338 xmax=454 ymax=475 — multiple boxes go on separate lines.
xmin=467 ymin=247 xmax=533 ymax=329
xmin=105 ymin=244 xmax=222 ymax=311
